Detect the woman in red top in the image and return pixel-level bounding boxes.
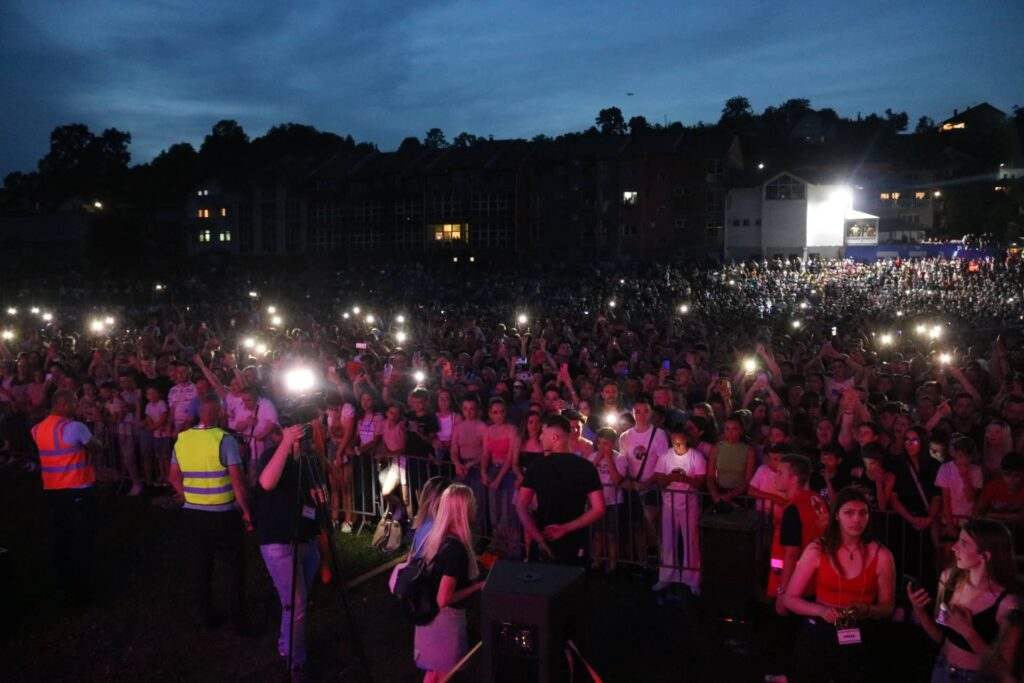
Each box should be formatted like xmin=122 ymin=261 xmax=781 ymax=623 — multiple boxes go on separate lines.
xmin=783 ymin=487 xmax=896 ymax=682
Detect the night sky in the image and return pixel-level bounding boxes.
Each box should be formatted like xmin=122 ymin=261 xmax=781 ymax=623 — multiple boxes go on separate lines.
xmin=2 ymin=0 xmax=1022 ymax=177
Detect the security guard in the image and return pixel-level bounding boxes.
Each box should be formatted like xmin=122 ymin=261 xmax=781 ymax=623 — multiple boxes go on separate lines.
xmin=31 ymin=389 xmax=101 ymax=604
xmin=169 ymin=393 xmax=252 ymax=630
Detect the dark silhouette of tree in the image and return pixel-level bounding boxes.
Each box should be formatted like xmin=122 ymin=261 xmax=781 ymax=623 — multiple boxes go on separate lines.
xmin=915 ymin=116 xmax=935 ymax=134
xmin=595 ymin=107 xmax=626 ymax=135
xmin=531 ymin=134 xmax=553 ymax=144
xmin=628 ymin=116 xmax=650 ymax=135
xmin=452 ymin=132 xmax=481 ymax=148
xmin=35 ymin=123 xmax=132 ymax=208
xmin=884 ymin=109 xmax=909 ymax=132
xmin=198 ymin=119 xmax=249 ymax=181
xmin=423 ymin=128 xmax=448 ymax=149
xmin=398 ymin=136 xmax=422 ymax=154
xmin=719 ymin=96 xmax=753 ymax=124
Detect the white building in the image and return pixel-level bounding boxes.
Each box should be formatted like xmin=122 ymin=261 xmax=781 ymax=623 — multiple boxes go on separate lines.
xmin=724 ymin=172 xmax=878 ymax=259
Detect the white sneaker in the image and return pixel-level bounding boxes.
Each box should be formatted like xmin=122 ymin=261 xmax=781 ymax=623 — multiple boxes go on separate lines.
xmin=340 ymin=522 xmax=353 ymax=534
xmin=651 ymin=581 xmax=671 ymax=592
xmin=128 ymin=483 xmax=144 ymax=496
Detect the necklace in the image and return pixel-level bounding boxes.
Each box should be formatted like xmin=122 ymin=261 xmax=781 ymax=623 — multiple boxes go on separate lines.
xmin=841 ymin=542 xmax=861 ymax=562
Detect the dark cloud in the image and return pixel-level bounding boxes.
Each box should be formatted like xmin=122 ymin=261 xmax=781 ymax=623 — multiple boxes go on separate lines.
xmin=1 ymin=0 xmax=1022 ymax=177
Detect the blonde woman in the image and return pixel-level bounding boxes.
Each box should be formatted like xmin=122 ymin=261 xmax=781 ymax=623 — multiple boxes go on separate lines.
xmin=415 ymin=484 xmax=486 ymax=682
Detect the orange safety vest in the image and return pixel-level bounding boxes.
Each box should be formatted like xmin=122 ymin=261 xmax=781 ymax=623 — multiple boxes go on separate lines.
xmin=31 ymin=414 xmax=95 ymax=490
xmin=767 ymin=488 xmax=825 ymax=597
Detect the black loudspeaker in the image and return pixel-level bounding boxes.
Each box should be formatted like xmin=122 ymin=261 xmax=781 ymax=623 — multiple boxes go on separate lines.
xmin=699 ymin=508 xmax=765 ymax=620
xmin=481 ymin=561 xmax=586 ymax=682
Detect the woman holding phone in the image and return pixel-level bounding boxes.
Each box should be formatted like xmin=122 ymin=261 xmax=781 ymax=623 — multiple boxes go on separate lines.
xmin=908 ymin=518 xmax=1020 ymax=681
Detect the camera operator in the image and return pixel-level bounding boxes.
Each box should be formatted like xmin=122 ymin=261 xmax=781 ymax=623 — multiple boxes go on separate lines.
xmin=254 ymin=423 xmax=321 ymax=681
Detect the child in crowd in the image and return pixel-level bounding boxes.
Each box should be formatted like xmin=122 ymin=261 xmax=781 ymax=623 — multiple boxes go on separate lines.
xmin=651 ymin=426 xmax=706 ymax=593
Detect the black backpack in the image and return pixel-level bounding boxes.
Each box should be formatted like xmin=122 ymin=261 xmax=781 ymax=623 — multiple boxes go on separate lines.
xmin=393 ymin=537 xmax=460 ymax=626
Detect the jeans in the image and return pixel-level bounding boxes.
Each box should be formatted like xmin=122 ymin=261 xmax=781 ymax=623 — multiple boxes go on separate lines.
xmin=260 ymin=541 xmax=320 ymax=669
xmin=464 ymin=464 xmax=489 ymax=538
xmin=930 ymin=654 xmax=995 ymax=682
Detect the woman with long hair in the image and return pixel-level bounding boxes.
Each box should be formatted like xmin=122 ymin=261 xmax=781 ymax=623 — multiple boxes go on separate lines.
xmin=414 ymin=484 xmax=485 ymax=682
xmin=481 ymin=397 xmax=521 ymax=558
xmin=410 ymin=476 xmax=451 ymax=559
xmin=783 ymin=487 xmax=896 ymax=682
xmin=908 ymin=518 xmax=1020 ymax=681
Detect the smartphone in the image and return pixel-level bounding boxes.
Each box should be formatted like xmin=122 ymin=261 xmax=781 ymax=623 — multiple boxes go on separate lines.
xmin=661 ymin=360 xmax=671 ymax=371
xmin=903 ymin=574 xmax=922 ymax=593
xmin=355 ymin=342 xmax=367 ymax=350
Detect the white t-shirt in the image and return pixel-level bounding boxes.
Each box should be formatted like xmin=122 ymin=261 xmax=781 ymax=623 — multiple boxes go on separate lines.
xmin=224 ymin=393 xmax=246 ymax=431
xmin=655 ymin=447 xmax=707 ymax=493
xmin=618 ymin=425 xmax=669 ymax=482
xmin=749 ymin=464 xmax=779 ymax=513
xmin=167 ymin=382 xmax=198 ymax=431
xmin=145 ymin=400 xmax=172 ymax=438
xmin=935 ymin=461 xmax=983 ymax=519
xmin=588 ymin=450 xmax=628 ymax=505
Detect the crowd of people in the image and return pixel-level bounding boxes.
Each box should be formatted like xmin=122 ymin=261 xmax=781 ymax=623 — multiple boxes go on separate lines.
xmin=4 ymin=253 xmax=1024 ymax=681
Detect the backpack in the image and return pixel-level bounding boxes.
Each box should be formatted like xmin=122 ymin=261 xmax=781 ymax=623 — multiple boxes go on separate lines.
xmin=372 ymin=505 xmax=403 ymax=553
xmin=391 ymin=537 xmax=459 ymax=625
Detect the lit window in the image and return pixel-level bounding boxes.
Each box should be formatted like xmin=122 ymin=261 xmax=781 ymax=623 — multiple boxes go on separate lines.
xmin=622 ymin=191 xmax=638 ymax=206
xmin=431 ymin=223 xmax=466 ymax=242
xmin=891 ymin=192 xmax=900 ymax=200
xmin=197 ymin=209 xmax=203 ymax=218
xmin=196 ymin=190 xmax=202 ymax=197
xmin=198 ymin=230 xmax=211 ymax=243
xmin=940 ymin=122 xmax=966 ymax=131
xmin=219 ymin=231 xmax=232 ymax=242
xmin=915 ymin=192 xmax=926 ymax=200
xmin=880 ymin=193 xmax=890 ymax=200
xmin=221 ymin=207 xmax=228 ymax=217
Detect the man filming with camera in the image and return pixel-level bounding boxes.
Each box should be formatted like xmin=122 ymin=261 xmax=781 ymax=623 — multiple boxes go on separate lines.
xmin=254 ymin=422 xmax=321 ymax=681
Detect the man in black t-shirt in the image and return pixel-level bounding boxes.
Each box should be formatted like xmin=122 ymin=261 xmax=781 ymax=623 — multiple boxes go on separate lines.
xmin=515 ymin=414 xmax=605 ymax=565
xmin=253 ymin=424 xmax=321 ymax=676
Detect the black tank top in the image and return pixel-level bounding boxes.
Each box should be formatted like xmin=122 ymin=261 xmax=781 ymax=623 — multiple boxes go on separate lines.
xmin=941 ymin=590 xmax=1008 ymax=653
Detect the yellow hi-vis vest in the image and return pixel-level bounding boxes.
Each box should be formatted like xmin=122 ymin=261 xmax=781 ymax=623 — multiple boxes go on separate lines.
xmin=175 ymin=428 xmax=235 ymax=507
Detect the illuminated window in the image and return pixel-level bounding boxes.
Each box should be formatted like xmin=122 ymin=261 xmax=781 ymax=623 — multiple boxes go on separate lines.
xmin=198 ymin=230 xmax=211 ymax=243
xmin=197 ymin=209 xmax=203 ymax=218
xmin=940 ymin=122 xmax=966 ymax=131
xmin=891 ymin=192 xmax=900 ymax=200
xmin=622 ymin=191 xmax=638 ymax=206
xmin=915 ymin=192 xmax=926 ymax=200
xmin=880 ymin=193 xmax=890 ymax=200
xmin=196 ymin=190 xmax=202 ymax=197
xmin=221 ymin=207 xmax=228 ymax=217
xmin=219 ymin=231 xmax=232 ymax=242
xmin=197 ymin=208 xmax=211 ymax=219
xmin=431 ymin=223 xmax=466 ymax=242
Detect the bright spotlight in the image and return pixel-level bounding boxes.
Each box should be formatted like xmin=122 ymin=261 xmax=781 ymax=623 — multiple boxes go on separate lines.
xmin=413 ymin=370 xmax=426 ymax=384
xmin=283 ymin=367 xmax=316 ymax=394
xmin=830 ymin=186 xmax=853 ymax=206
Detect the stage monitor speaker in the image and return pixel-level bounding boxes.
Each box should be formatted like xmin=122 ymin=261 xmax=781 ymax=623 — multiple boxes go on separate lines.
xmin=481 ymin=561 xmax=586 ymax=683
xmin=699 ymin=507 xmax=765 ymax=620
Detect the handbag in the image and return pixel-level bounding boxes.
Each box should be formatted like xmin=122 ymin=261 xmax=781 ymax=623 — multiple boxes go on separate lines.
xmin=391 ymin=538 xmax=458 ymax=625
xmin=372 ymin=504 xmax=403 ymax=552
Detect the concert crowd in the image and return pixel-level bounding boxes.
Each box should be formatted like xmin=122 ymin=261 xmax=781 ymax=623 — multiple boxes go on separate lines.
xmin=3 ymin=253 xmax=1024 ymax=682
